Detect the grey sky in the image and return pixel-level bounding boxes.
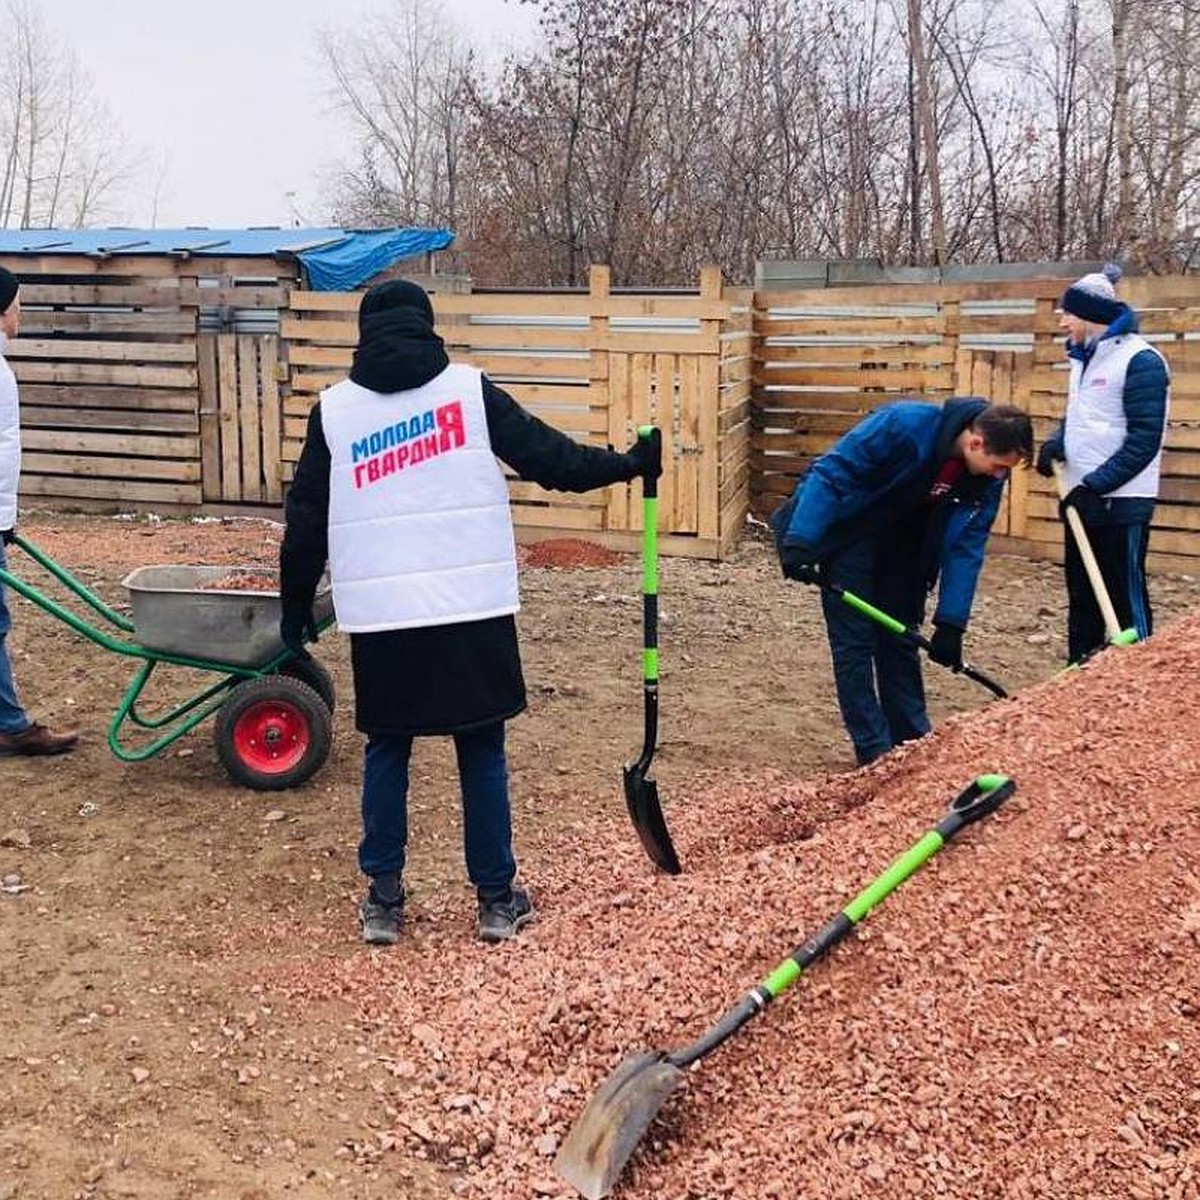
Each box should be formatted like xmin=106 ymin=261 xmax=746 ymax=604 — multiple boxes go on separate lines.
xmin=49 ymin=0 xmax=539 ymax=229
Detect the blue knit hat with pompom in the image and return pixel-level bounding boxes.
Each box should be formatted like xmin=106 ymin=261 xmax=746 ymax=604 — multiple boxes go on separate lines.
xmin=1060 ymin=262 xmax=1124 ymax=326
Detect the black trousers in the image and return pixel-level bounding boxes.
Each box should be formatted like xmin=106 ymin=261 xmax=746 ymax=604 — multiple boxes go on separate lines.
xmin=1063 ymin=520 xmax=1152 ymax=663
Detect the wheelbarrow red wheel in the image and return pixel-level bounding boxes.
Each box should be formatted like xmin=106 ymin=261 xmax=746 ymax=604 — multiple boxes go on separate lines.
xmin=277 ymin=655 xmax=336 ymax=713
xmin=215 ymin=676 xmax=332 ymax=791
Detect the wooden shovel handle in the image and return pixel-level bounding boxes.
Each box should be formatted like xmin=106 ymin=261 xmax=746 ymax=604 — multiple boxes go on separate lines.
xmin=1050 ymin=460 xmax=1123 ymax=643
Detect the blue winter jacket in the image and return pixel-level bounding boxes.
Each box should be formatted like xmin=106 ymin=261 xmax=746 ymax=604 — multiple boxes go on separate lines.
xmin=776 ymin=398 xmax=1007 ymax=629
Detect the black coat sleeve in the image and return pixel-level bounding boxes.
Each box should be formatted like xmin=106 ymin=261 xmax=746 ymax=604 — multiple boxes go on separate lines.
xmin=483 ymin=376 xmax=639 ymax=492
xmin=279 ymin=404 xmax=331 ymax=623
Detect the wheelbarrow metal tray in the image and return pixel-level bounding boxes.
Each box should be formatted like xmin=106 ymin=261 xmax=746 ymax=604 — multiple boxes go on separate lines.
xmin=121 ymin=566 xmax=333 ymax=668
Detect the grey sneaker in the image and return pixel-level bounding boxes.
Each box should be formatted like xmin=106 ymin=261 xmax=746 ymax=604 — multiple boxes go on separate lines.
xmin=477 ymin=887 xmax=534 ymax=943
xmin=359 ymin=894 xmax=404 ymax=945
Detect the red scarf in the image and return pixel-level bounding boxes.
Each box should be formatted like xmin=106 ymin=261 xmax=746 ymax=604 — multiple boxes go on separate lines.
xmin=929 ymin=458 xmax=965 ymax=501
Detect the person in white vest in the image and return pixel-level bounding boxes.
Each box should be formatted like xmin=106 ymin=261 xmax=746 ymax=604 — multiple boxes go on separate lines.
xmin=278 ymin=280 xmax=659 ymax=945
xmin=1035 ymin=264 xmax=1170 ymax=663
xmin=0 ymin=266 xmax=78 ymax=756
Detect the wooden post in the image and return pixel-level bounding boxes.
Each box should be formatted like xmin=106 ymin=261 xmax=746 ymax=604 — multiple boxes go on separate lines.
xmin=592 ymin=265 xmax=625 ymax=533
xmin=1008 ymin=353 xmax=1032 ymax=538
xmin=697 ymin=266 xmax=722 ymax=541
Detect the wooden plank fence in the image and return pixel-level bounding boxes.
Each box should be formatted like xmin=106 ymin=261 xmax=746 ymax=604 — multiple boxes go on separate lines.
xmin=198 ymin=333 xmax=283 ymax=504
xmin=6 ymin=278 xmax=204 ymax=508
xmin=4 ymin=257 xmax=1198 ymax=572
xmin=752 ymin=278 xmax=1200 ymax=575
xmin=281 ymin=266 xmax=749 ymax=558
xmin=0 ymin=253 xmax=296 ymax=513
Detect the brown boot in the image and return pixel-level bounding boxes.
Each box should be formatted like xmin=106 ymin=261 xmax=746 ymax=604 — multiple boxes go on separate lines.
xmin=0 ymin=722 xmax=79 ymax=756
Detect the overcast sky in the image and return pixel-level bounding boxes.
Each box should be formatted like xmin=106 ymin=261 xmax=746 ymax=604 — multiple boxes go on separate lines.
xmin=49 ymin=0 xmax=539 ymax=229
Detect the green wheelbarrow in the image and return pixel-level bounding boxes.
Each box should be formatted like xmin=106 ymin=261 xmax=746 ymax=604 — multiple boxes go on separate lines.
xmin=0 ymin=534 xmax=336 ymax=791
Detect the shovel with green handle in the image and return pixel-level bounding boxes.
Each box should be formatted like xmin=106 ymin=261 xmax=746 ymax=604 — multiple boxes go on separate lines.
xmin=767 ymin=495 xmax=1007 ymax=699
xmin=555 ymin=773 xmax=1017 ymax=1200
xmin=820 ymin=578 xmax=1009 ymax=699
xmin=622 ymin=425 xmax=681 ymax=875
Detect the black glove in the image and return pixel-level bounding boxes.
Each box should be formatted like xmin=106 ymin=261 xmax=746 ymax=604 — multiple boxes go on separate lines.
xmin=1035 ymin=443 xmax=1059 ymax=479
xmin=779 ymin=541 xmax=822 ymax=586
xmin=1059 ymin=483 xmax=1104 ymax=523
xmin=928 ymin=622 xmax=964 ymax=669
xmin=280 ymin=608 xmax=319 ymax=659
xmin=624 ymin=428 xmax=663 ymax=481
xmin=0 ymin=528 xmax=13 ymax=546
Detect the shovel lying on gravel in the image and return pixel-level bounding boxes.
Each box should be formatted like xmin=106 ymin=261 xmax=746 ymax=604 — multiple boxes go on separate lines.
xmin=623 ymin=426 xmax=681 ymax=876
xmin=555 ymin=773 xmax=1017 ymax=1199
xmin=1050 ymin=460 xmax=1138 ymax=652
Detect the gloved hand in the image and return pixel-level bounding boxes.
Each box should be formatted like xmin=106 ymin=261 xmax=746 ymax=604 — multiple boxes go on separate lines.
xmin=928 ymin=622 xmax=964 ymax=669
xmin=1035 ymin=443 xmax=1060 ymax=479
xmin=1059 ymin=482 xmax=1104 ymax=523
xmin=0 ymin=528 xmax=14 ymax=546
xmin=280 ymin=608 xmax=319 ymax=659
xmin=624 ymin=428 xmax=663 ymax=481
xmin=779 ymin=541 xmax=822 ymax=586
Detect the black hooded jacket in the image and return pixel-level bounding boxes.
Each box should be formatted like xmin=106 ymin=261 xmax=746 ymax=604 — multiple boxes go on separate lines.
xmin=280 ymin=301 xmax=640 ymax=736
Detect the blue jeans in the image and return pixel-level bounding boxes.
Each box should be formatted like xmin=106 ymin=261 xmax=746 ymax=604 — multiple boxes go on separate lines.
xmin=820 ymin=536 xmax=930 ymax=765
xmin=358 ymin=721 xmax=516 ymax=902
xmin=0 ymin=543 xmax=29 ymax=734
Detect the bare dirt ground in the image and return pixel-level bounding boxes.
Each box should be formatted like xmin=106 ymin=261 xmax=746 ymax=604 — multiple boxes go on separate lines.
xmin=1 ymin=512 xmax=1198 ymax=1200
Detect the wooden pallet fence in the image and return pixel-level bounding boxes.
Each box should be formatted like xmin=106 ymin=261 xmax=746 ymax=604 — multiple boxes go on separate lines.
xmin=750 ymin=278 xmax=1200 ymax=574
xmin=197 ymin=333 xmax=283 ymax=504
xmin=280 ymin=267 xmax=749 ymax=557
xmin=719 ymin=287 xmax=754 ymax=556
xmin=2 ymin=268 xmax=204 ymax=508
xmin=0 ymin=252 xmax=298 ymax=512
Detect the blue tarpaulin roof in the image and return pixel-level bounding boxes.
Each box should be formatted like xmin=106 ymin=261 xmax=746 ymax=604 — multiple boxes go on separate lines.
xmin=0 ymin=226 xmax=454 ymax=291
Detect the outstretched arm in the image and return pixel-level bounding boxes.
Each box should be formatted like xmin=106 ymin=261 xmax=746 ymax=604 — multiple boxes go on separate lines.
xmin=484 ymin=376 xmax=640 ymax=492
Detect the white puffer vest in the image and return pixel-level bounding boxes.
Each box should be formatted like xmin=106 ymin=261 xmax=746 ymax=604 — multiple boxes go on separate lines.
xmin=0 ymin=343 xmax=21 ymax=530
xmin=1063 ymin=334 xmax=1168 ymax=499
xmin=319 ymin=364 xmax=519 ymax=631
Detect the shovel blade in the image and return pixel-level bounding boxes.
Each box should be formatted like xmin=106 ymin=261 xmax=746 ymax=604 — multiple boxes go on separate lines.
xmin=555 ymin=1051 xmax=684 ymax=1200
xmin=623 ymin=765 xmax=681 ymax=875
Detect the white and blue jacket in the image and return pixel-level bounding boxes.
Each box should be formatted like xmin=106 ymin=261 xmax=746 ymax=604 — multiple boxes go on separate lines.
xmin=1042 ymin=307 xmax=1169 ymax=524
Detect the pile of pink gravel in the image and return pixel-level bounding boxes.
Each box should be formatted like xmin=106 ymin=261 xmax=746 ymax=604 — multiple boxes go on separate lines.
xmin=265 ymin=613 xmax=1200 ymax=1200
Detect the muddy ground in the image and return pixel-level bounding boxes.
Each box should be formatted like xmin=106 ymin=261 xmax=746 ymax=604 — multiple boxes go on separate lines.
xmin=1 ymin=513 xmax=1197 ymax=1200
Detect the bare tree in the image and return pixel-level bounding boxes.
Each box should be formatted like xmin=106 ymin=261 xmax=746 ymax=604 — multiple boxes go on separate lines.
xmin=322 ymin=0 xmax=1200 ymax=281
xmin=1109 ymin=0 xmax=1135 ymax=246
xmin=320 ymin=0 xmax=471 ymax=229
xmin=0 ymin=0 xmax=137 ymax=228
xmin=906 ymin=0 xmax=948 ymax=263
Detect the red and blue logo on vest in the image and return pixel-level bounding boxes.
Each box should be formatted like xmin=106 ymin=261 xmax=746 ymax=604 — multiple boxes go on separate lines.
xmin=350 ymin=400 xmax=466 ymax=489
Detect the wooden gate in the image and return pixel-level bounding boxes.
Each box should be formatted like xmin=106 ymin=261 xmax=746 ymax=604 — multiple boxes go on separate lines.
xmin=604 ymin=349 xmax=717 ymax=538
xmin=198 ymin=333 xmax=283 ymax=504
